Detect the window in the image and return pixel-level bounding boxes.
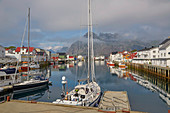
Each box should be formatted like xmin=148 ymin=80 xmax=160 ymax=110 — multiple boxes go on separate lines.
xmin=0 ymin=76 xmax=4 ymax=80
xmin=153 ymin=55 xmax=156 ymax=58
xmin=153 ymin=51 xmax=156 ymax=53
xmin=168 ymin=52 xmax=170 ymax=54
xmin=164 ymin=60 xmax=166 ymax=64
xmin=164 ymin=53 xmax=166 ymax=57
xmin=161 ymin=53 xmax=162 ymax=57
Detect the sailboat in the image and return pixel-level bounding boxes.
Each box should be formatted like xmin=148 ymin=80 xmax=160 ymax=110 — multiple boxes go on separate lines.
xmin=13 ymin=8 xmax=49 ymax=93
xmin=53 ymin=0 xmax=101 ymax=106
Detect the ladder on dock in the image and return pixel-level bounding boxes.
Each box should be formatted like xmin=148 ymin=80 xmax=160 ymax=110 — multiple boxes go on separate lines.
xmin=98 ymin=91 xmax=131 ymax=112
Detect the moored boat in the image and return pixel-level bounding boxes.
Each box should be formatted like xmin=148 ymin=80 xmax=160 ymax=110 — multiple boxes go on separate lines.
xmin=13 ymin=8 xmax=49 ymax=94
xmin=13 ymin=79 xmax=49 ymax=94
xmin=53 ymin=82 xmax=101 ymax=106
xmin=109 ymin=61 xmax=115 ymax=67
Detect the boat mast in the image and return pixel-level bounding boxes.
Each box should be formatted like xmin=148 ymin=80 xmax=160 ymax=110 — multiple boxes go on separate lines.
xmin=90 ymin=0 xmax=95 ymax=82
xmin=87 ymin=0 xmax=90 ymax=84
xmin=88 ymin=0 xmax=95 ymax=83
xmin=27 ymin=8 xmax=30 ymax=77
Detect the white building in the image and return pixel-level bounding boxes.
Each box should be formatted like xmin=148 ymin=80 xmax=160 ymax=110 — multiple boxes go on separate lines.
xmin=35 ymin=48 xmax=47 ymax=62
xmin=150 ymin=47 xmax=159 ymax=66
xmin=109 ymin=52 xmax=118 ymax=61
xmin=0 ymin=47 xmax=17 ymax=63
xmin=132 ymin=37 xmax=170 ymax=67
xmin=45 ymin=50 xmax=51 ymax=61
xmin=133 ymin=48 xmax=151 ymax=64
xmin=109 ymin=51 xmax=128 ymax=62
xmin=14 ymin=46 xmax=37 ymax=62
xmin=158 ymin=38 xmax=170 ymax=67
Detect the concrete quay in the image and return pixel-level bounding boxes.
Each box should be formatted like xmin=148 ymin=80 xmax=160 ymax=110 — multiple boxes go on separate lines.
xmin=0 ymin=100 xmax=146 ymax=113
xmin=99 ymin=91 xmax=131 ymax=112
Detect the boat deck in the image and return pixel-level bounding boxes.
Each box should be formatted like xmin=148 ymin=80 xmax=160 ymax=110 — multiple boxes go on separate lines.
xmin=98 ymin=91 xmax=131 ymax=112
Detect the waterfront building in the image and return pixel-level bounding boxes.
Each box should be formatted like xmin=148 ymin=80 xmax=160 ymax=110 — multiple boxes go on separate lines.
xmin=45 ymin=50 xmax=51 ymax=61
xmin=109 ymin=51 xmax=137 ymax=63
xmin=150 ymin=47 xmax=159 ymax=65
xmin=35 ymin=48 xmax=48 ymax=62
xmin=158 ymin=38 xmax=170 ymax=67
xmin=58 ymin=53 xmax=66 ymax=61
xmin=14 ymin=46 xmax=37 ymax=62
xmin=109 ymin=52 xmax=118 ymax=61
xmin=51 ymin=53 xmax=58 ymax=62
xmin=67 ymin=55 xmax=74 ymax=61
xmin=8 ymin=47 xmax=48 ymax=62
xmin=77 ymin=55 xmax=84 ymax=61
xmin=132 ymin=47 xmax=151 ymax=64
xmin=132 ymin=37 xmax=170 ymax=67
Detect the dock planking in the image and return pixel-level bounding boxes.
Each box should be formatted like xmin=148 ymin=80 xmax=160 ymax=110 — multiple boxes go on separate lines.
xmin=98 ymin=91 xmax=130 ymax=112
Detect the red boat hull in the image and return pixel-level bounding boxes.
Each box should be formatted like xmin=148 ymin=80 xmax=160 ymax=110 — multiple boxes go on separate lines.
xmin=109 ymin=63 xmax=115 ymax=67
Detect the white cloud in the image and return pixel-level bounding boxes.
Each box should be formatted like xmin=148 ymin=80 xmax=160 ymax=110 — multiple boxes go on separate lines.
xmin=0 ymin=0 xmax=170 ymax=32
xmin=0 ymin=0 xmax=170 ymax=46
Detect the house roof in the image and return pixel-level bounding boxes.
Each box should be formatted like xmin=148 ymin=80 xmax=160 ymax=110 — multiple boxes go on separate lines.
xmin=159 ymin=38 xmax=170 ymax=45
xmin=159 ymin=40 xmax=170 ymax=50
xmin=59 ymin=53 xmax=66 ymax=55
xmin=111 ymin=52 xmax=118 ymax=55
xmin=36 ymin=52 xmax=45 ymax=55
xmin=69 ymin=56 xmax=74 ymax=58
xmin=138 ymin=47 xmax=151 ymax=52
xmin=15 ymin=47 xmax=35 ymax=52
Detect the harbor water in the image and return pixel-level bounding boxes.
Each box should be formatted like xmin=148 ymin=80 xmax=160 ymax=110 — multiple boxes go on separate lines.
xmin=1 ymin=61 xmax=170 ymax=113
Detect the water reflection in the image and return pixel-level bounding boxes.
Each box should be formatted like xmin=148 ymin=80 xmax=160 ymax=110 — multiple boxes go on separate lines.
xmin=12 ymin=86 xmax=49 ymax=100
xmin=0 ymin=67 xmax=51 ymax=102
xmin=0 ymin=61 xmax=169 ymax=113
xmin=108 ymin=66 xmax=170 ymax=106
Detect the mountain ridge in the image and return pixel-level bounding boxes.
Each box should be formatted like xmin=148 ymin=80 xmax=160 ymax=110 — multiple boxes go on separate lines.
xmin=67 ymin=32 xmax=161 ymax=56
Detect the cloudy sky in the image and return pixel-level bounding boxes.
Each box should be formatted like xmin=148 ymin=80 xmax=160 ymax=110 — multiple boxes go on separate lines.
xmin=0 ymin=0 xmax=170 ymax=51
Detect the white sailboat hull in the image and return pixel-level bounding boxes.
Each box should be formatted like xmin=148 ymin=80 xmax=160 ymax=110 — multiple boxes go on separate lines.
xmin=53 ymin=82 xmax=101 ymax=107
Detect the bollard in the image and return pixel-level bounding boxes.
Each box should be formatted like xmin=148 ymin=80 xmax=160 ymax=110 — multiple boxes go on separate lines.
xmin=7 ymin=96 xmax=10 ymax=102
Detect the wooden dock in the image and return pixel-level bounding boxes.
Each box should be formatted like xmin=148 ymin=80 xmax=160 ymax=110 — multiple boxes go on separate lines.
xmin=98 ymin=91 xmax=130 ymax=113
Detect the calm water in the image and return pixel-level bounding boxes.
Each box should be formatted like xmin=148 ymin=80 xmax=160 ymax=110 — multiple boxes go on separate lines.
xmin=4 ymin=61 xmax=170 ymax=113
